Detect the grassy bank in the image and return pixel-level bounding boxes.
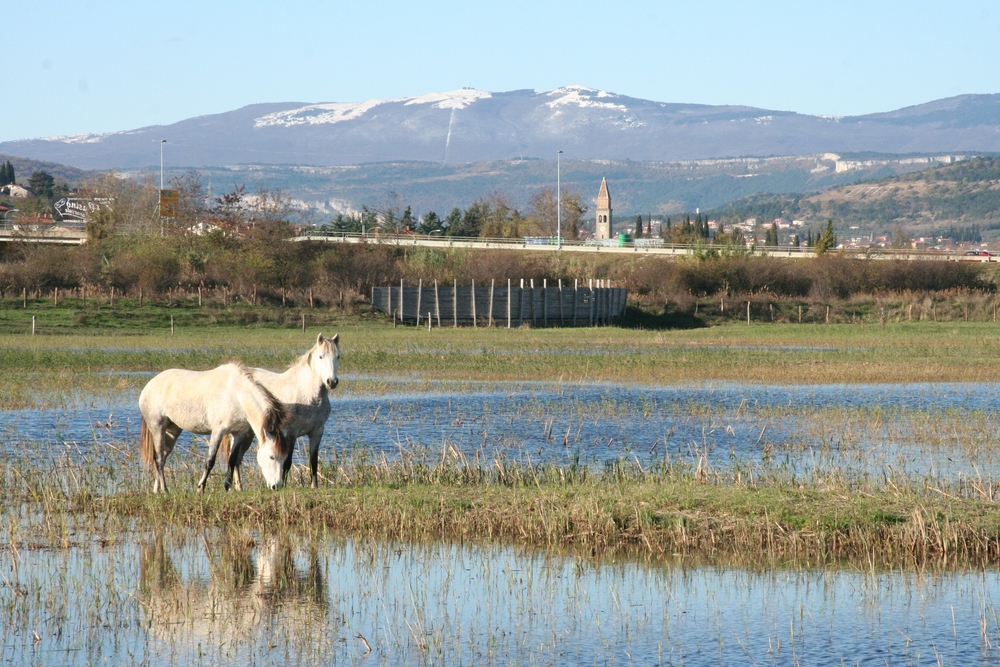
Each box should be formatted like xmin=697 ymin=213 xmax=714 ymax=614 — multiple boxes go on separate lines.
xmin=3 ymin=311 xmax=1000 ymax=386
xmin=3 ymin=433 xmax=998 ymax=569
xmin=22 ymin=461 xmax=1000 ymax=569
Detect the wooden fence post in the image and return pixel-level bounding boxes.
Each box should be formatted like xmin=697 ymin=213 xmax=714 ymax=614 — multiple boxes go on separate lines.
xmin=558 ymin=279 xmax=564 ymax=326
xmin=416 ymin=279 xmax=423 ymax=326
xmin=471 ymin=280 xmax=477 ymax=327
xmin=399 ymin=279 xmax=404 ymax=323
xmin=588 ymin=279 xmax=594 ymax=326
xmin=519 ymin=279 xmax=525 ymax=327
xmin=574 ymin=279 xmax=579 ymax=327
xmin=488 ymin=279 xmax=495 ymax=327
xmin=526 ymin=279 xmax=533 ymax=326
xmin=507 ymin=278 xmax=512 ymax=329
xmin=546 ymin=279 xmax=552 ymax=327
xmin=434 ymin=280 xmax=441 ymax=327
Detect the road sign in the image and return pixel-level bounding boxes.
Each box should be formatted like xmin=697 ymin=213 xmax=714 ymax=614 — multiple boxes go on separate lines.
xmin=159 ymin=189 xmax=178 ymax=217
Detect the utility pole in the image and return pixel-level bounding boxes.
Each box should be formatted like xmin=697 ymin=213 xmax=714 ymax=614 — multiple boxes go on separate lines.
xmin=557 ymin=150 xmax=562 ymax=249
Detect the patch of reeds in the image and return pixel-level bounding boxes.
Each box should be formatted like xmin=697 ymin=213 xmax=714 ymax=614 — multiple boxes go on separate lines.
xmin=5 ymin=436 xmax=1000 ymax=569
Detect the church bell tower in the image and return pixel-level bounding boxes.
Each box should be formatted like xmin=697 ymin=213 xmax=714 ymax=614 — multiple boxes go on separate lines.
xmin=595 ymin=177 xmax=612 ymax=240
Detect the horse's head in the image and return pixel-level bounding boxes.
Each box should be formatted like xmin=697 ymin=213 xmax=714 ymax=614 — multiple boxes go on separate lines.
xmin=256 ymin=429 xmax=288 ymax=491
xmin=310 ymin=332 xmax=340 ymax=391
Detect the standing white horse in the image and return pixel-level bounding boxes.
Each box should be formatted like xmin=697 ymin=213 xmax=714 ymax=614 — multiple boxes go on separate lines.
xmin=139 ymin=361 xmax=290 ymax=493
xmin=225 ymin=333 xmax=340 ymax=490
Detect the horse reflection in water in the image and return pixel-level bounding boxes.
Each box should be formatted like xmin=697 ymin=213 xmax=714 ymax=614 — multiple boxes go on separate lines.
xmin=139 ymin=532 xmax=328 ymax=649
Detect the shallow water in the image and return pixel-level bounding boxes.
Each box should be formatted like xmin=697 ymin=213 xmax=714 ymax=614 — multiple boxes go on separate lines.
xmin=3 ymin=377 xmax=1000 ymax=482
xmin=4 ymin=531 xmax=999 ymax=666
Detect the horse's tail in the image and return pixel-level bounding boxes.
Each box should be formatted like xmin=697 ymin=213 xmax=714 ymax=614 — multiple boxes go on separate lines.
xmin=139 ymin=417 xmax=154 ymax=469
xmin=231 ymin=361 xmax=290 ymax=455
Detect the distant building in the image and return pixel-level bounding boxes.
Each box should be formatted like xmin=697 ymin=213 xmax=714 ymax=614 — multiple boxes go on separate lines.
xmin=595 ymin=177 xmax=612 ymax=240
xmin=2 ymin=184 xmax=31 ymax=198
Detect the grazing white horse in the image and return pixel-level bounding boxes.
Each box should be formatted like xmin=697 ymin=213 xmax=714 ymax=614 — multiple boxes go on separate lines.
xmin=139 ymin=361 xmax=289 ymax=493
xmin=225 ymin=333 xmax=340 ymax=490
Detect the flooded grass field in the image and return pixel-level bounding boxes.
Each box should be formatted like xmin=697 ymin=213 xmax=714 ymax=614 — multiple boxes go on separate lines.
xmin=5 ymin=376 xmax=1000 ymax=485
xmin=5 ymin=322 xmax=1000 ymax=664
xmin=6 ymin=531 xmax=1000 ymax=666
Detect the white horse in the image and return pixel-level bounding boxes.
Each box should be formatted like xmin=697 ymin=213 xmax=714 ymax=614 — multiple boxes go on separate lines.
xmin=225 ymin=333 xmax=340 ymax=490
xmin=139 ymin=361 xmax=290 ymax=493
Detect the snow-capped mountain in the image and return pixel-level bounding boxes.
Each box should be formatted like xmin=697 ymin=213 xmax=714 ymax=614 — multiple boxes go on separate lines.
xmin=5 ymin=86 xmax=1000 ymax=169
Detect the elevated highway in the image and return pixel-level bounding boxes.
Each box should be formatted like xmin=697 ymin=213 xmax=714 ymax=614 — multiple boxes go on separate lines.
xmin=3 ymin=225 xmax=994 ymax=263
xmin=292 ymin=231 xmax=997 ymax=263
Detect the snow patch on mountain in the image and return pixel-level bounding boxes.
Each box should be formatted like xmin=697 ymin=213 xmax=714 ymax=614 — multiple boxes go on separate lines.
xmin=405 ymin=89 xmax=491 ymax=109
xmin=37 ymin=133 xmax=110 ymax=144
xmin=545 ymin=86 xmax=627 ymax=112
xmin=254 ymin=98 xmax=402 ymax=128
xmin=255 ymin=89 xmax=491 ymax=128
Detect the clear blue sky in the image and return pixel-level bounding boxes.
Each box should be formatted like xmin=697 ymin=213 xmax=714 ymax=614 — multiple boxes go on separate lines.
xmin=5 ymin=0 xmax=999 ymax=143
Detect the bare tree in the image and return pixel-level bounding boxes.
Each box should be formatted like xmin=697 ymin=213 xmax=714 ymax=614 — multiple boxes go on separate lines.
xmin=526 ymin=187 xmax=587 ymax=239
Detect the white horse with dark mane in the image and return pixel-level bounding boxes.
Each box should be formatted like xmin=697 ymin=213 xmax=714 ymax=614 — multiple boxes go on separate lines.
xmin=225 ymin=333 xmax=340 ymax=490
xmin=139 ymin=361 xmax=290 ymax=493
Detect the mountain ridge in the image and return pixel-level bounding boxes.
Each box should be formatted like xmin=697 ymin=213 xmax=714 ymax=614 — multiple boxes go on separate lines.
xmin=6 ymin=87 xmax=1000 ymax=170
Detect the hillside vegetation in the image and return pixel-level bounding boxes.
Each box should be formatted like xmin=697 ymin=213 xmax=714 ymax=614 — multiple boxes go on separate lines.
xmin=708 ymin=157 xmax=1000 ymax=240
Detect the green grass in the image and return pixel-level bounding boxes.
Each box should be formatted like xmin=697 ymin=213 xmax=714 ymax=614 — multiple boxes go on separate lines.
xmin=3 ymin=300 xmax=1000 ymax=385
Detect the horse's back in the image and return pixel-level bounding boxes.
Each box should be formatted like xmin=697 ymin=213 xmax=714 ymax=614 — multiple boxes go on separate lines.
xmin=140 ymin=366 xmax=246 ymax=433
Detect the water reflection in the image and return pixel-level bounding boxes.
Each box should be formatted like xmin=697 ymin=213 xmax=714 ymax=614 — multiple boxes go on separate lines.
xmin=139 ymin=532 xmax=327 ymax=648
xmin=5 ymin=532 xmax=1000 ymax=666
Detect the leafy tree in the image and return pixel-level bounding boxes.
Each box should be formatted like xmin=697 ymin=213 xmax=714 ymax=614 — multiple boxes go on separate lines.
xmin=417 ymin=211 xmax=444 ymax=235
xmin=634 ymin=215 xmax=643 ymax=238
xmin=330 ymin=213 xmax=362 ymax=233
xmin=0 ymin=161 xmax=14 ymax=186
xmin=28 ymin=171 xmax=55 ymax=198
xmin=400 ymin=205 xmax=415 ymax=231
xmin=471 ymin=193 xmax=522 ymax=238
xmin=765 ymin=222 xmax=779 ymax=247
xmin=443 ymin=208 xmax=462 ymax=233
xmin=814 ymin=220 xmax=837 ymax=254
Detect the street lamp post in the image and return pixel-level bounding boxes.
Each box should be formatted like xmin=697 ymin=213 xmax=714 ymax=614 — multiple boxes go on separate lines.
xmin=159 ymin=139 xmax=166 ymax=190
xmin=159 ymin=139 xmax=166 ymax=236
xmin=557 ymin=150 xmax=562 ymax=249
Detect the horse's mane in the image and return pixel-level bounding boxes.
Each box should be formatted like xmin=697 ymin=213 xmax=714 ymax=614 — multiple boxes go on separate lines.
xmin=288 ymin=335 xmax=339 ymax=372
xmin=230 ymin=361 xmax=291 ymax=456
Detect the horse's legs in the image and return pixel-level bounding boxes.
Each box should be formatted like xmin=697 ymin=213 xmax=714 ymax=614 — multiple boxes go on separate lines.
xmin=307 ymin=427 xmax=325 ymax=489
xmin=196 ymin=430 xmax=226 ymax=493
xmin=151 ymin=424 xmax=180 ymax=494
xmin=225 ymin=432 xmax=253 ymax=492
xmin=281 ymin=432 xmax=297 ymax=482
